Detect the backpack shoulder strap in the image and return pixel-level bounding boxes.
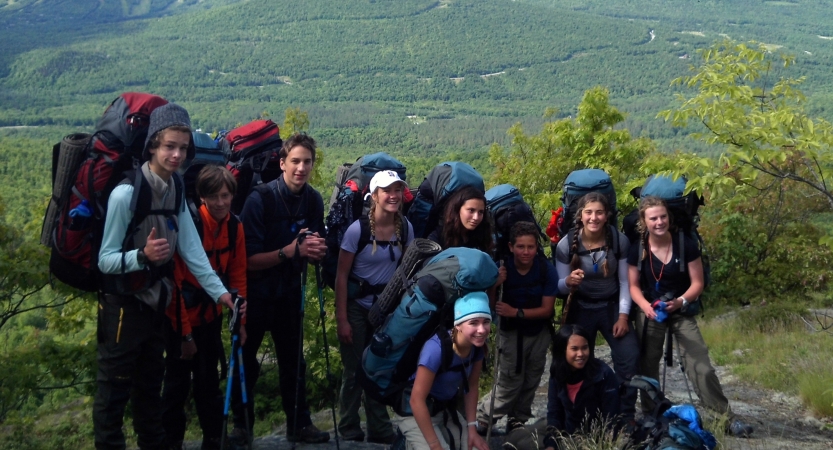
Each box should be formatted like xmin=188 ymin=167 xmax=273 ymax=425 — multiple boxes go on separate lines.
xmin=356 ymin=215 xmax=372 ymax=255
xmin=228 ymin=213 xmax=240 ymax=259
xmin=678 ymin=230 xmax=686 ymax=273
xmin=253 ymin=182 xmax=277 ymax=220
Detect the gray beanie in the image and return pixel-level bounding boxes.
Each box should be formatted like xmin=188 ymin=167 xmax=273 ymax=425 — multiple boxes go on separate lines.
xmin=143 ymin=102 xmax=194 ymax=161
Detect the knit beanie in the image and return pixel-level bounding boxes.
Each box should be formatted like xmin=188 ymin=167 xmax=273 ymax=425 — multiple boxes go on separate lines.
xmin=143 ymin=103 xmax=194 ymax=161
xmin=454 ymin=291 xmax=492 ymax=326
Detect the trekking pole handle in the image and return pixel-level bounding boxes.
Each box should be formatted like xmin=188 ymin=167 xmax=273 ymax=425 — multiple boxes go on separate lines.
xmin=229 ymin=289 xmax=245 ymax=335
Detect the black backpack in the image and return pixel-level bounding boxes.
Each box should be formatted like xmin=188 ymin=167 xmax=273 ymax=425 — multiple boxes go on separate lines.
xmin=485 ymin=184 xmax=547 ymax=263
xmin=322 ymin=152 xmax=408 ymax=289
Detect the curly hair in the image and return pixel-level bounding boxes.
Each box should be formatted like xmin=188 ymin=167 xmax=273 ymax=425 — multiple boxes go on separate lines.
xmin=441 ymin=185 xmax=493 ymax=254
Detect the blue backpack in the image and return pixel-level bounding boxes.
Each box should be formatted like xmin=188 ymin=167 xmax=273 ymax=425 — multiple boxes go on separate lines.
xmin=407 ymin=162 xmax=485 ymax=239
xmin=180 ymin=131 xmax=228 ymax=219
xmin=359 ymin=247 xmax=498 ymax=412
xmin=322 ymin=152 xmax=408 ymax=289
xmin=485 ymin=184 xmax=546 ymax=262
xmin=557 ymin=168 xmax=617 ymax=241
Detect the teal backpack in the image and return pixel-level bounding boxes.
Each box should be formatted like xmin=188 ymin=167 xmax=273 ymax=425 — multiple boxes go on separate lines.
xmin=359 ymin=247 xmax=498 ymax=412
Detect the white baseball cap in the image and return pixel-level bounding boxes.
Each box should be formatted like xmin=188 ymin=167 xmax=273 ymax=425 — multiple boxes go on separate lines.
xmin=369 ymin=170 xmax=408 ymax=193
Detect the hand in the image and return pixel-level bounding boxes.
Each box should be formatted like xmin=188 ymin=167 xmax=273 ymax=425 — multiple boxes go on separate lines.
xmin=143 ymin=227 xmax=170 ymax=262
xmin=640 ymin=302 xmax=657 ymax=321
xmin=219 ymin=292 xmax=234 ymax=310
xmin=468 ymin=427 xmax=490 ymax=450
xmin=337 ymin=318 xmax=353 ymax=344
xmin=664 ymin=298 xmax=683 ymax=314
xmin=296 ymin=229 xmax=327 ymax=261
xmin=612 ymin=314 xmax=629 ymax=338
xmin=239 ymin=325 xmax=247 ymax=346
xmin=494 ymin=264 xmax=507 ymax=287
xmin=180 ymin=339 xmax=197 ymax=360
xmin=494 ymin=301 xmax=514 ymax=318
xmin=566 ymin=269 xmax=584 ymax=289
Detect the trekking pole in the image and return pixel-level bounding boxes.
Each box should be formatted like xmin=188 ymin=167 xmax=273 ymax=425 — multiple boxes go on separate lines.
xmin=315 ymin=262 xmax=340 ymax=450
xmin=221 ymin=290 xmax=250 ymax=449
xmin=292 ymin=231 xmax=313 ymax=450
xmin=674 ymin=337 xmax=695 ymax=404
xmin=486 ymin=273 xmax=504 ymax=443
xmin=662 ymin=325 xmax=673 ymax=392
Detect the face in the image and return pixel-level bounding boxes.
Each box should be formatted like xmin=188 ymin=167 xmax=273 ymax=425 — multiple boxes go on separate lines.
xmin=510 ymin=234 xmax=538 ymax=267
xmin=459 ymin=199 xmax=485 ymax=231
xmin=372 ymin=182 xmax=404 ymax=213
xmin=565 ymin=334 xmax=589 ymax=370
xmin=456 ymin=317 xmax=491 ymax=347
xmin=643 ymin=206 xmax=670 ymax=238
xmin=148 ymin=129 xmax=190 ymax=178
xmin=580 ymin=201 xmax=607 ymax=234
xmin=201 ymin=185 xmax=233 ymax=223
xmin=280 ymin=145 xmax=314 ymax=193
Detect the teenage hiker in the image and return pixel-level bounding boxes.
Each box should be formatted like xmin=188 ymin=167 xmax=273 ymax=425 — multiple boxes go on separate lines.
xmin=555 ymin=192 xmax=639 ymax=424
xmin=396 ymin=291 xmax=493 ymax=450
xmin=335 ymin=170 xmax=414 ymax=444
xmin=427 ymin=185 xmax=494 ymax=254
xmin=475 ymin=221 xmax=557 ymax=434
xmin=230 ymin=133 xmax=330 ymax=444
xmin=543 ymin=324 xmax=620 ymax=449
xmin=94 ymin=103 xmax=242 ymax=450
xmin=627 ymin=196 xmax=754 ymax=437
xmin=161 ymin=165 xmax=247 ymax=450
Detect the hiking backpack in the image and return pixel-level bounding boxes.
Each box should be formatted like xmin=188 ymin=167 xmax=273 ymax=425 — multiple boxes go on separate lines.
xmin=359 ymin=247 xmax=498 ymax=410
xmin=485 ymin=184 xmax=547 ymax=263
xmin=45 ymin=92 xmax=170 ymax=292
xmin=180 ymin=131 xmax=229 ymax=219
xmin=221 ymin=119 xmax=283 ymax=215
xmin=321 ymin=152 xmax=409 ymax=289
xmin=626 ymin=376 xmax=716 ymax=450
xmin=554 ymin=168 xmax=618 ymax=244
xmin=627 ymin=175 xmax=710 ymax=304
xmin=407 ymin=162 xmax=485 ymax=239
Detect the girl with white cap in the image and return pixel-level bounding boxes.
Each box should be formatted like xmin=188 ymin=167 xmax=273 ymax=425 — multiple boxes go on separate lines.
xmin=396 ymin=291 xmax=492 ymax=450
xmin=335 ymin=170 xmax=414 ymax=444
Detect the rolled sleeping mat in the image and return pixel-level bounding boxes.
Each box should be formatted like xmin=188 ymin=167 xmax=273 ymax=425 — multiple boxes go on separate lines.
xmin=368 ymin=238 xmax=443 ymax=328
xmin=41 ymin=133 xmax=92 ymax=246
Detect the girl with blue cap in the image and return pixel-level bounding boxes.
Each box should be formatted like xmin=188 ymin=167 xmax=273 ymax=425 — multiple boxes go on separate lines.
xmin=396 ymin=291 xmax=492 ymax=450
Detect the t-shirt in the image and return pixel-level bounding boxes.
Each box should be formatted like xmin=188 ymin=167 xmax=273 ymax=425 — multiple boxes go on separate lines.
xmin=340 ymin=218 xmax=415 ymax=309
xmin=555 ymin=227 xmax=629 ymax=301
xmin=501 ymin=256 xmax=558 ymax=335
xmin=626 ymin=233 xmax=701 ymax=301
xmin=411 ymin=333 xmax=484 ymax=402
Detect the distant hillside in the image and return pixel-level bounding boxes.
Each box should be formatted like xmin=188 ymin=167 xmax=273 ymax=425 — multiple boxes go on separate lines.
xmin=1 ymin=0 xmax=832 ymax=154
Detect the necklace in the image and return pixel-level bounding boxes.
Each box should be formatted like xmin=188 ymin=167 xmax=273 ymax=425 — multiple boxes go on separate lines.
xmin=649 ymin=240 xmax=672 ymax=292
xmin=276 ymin=187 xmax=305 ymax=233
xmin=581 ymin=230 xmax=605 ymax=273
xmin=590 ymin=249 xmax=605 ymax=273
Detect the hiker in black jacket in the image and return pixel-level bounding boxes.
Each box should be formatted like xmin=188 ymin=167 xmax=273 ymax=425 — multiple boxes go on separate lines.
xmin=544 ymin=325 xmax=620 ymax=448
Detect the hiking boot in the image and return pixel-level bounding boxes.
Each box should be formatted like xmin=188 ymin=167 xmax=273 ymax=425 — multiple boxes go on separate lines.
xmin=506 ymin=417 xmax=525 ymax=434
xmin=286 ymin=424 xmax=331 ymax=443
xmin=165 ymin=441 xmax=184 ymax=450
xmin=367 ymin=434 xmax=397 ymax=445
xmin=476 ymin=420 xmax=505 ymax=436
xmin=200 ymin=437 xmax=225 ymax=450
xmin=542 ymin=426 xmax=558 ymax=450
xmin=339 ymin=431 xmax=365 ymax=442
xmin=228 ymin=427 xmax=250 ymax=447
xmin=727 ymin=419 xmax=754 ymax=437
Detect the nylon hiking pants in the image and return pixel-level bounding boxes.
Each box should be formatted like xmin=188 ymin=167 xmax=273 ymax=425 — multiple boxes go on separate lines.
xmin=476 ymin=327 xmax=550 ymax=425
xmin=337 ymin=301 xmax=396 ymax=441
xmin=161 ymin=318 xmax=224 ymax=446
xmin=635 ymin=310 xmax=732 ymax=417
xmin=93 ymin=295 xmax=166 ymax=450
xmin=396 ymin=409 xmax=468 ymax=450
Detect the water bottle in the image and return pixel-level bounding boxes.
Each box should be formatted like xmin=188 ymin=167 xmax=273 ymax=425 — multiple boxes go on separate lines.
xmin=68 ymin=200 xmax=92 ymax=230
xmin=370 ymin=332 xmax=392 ymax=358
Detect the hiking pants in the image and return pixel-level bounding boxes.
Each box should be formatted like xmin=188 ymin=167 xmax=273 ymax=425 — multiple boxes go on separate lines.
xmin=567 ymin=300 xmax=639 ymax=420
xmin=231 ymin=296 xmax=313 ymax=433
xmin=634 ymin=310 xmax=732 ymax=416
xmin=476 ymin=327 xmax=550 ymax=424
xmin=161 ymin=317 xmax=223 ymax=446
xmin=396 ymin=409 xmax=468 ymax=450
xmin=93 ymin=295 xmax=166 ymax=450
xmin=338 ymin=301 xmax=396 ymax=440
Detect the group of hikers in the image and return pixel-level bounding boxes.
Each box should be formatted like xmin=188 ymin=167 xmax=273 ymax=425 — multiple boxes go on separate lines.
xmin=80 ymin=99 xmax=754 ymax=450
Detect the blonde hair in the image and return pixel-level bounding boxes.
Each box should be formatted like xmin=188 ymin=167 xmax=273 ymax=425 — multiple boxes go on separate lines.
xmin=367 ymin=192 xmax=404 ymax=255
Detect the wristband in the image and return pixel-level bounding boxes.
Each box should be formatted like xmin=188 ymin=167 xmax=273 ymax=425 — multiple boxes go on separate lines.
xmin=467 ymin=421 xmax=478 ymax=427
xmin=679 ymin=296 xmax=688 ymax=307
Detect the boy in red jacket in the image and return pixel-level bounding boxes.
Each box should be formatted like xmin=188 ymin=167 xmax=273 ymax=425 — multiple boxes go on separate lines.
xmin=162 ymin=165 xmax=247 ymax=450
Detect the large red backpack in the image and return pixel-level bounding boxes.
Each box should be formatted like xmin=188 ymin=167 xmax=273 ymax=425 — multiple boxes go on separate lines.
xmin=221 ymin=119 xmax=283 ymax=215
xmin=46 ymin=92 xmax=169 ymax=292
